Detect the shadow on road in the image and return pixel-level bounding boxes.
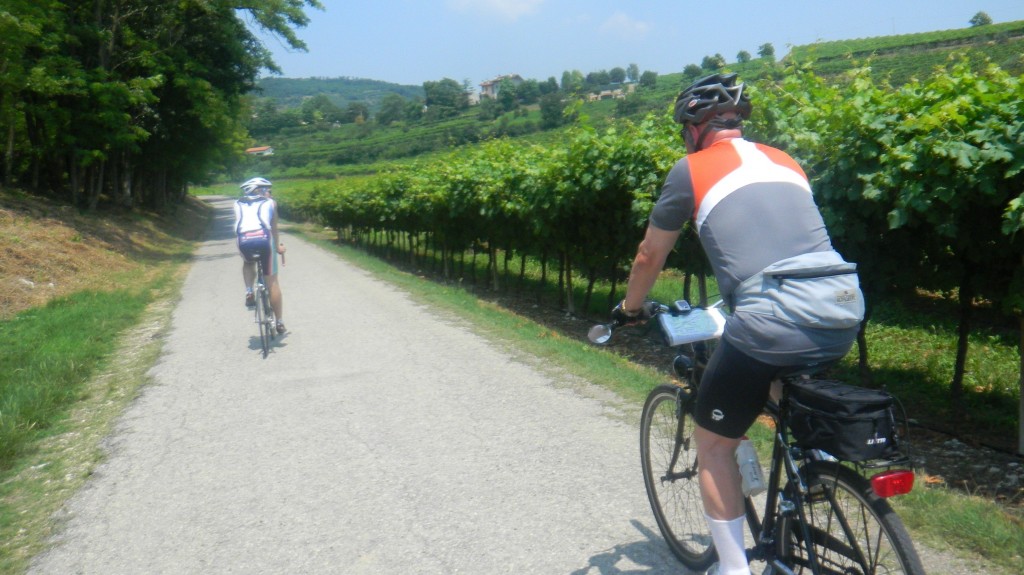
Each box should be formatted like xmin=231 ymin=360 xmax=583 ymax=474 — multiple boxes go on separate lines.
xmin=571 ymin=520 xmax=701 ymax=575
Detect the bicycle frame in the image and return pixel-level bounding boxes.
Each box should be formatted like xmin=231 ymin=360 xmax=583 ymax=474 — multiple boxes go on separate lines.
xmin=748 ymin=390 xmax=904 ymax=575
xmin=667 ymin=335 xmax=913 ymax=575
xmin=596 ymin=299 xmax=923 ymax=575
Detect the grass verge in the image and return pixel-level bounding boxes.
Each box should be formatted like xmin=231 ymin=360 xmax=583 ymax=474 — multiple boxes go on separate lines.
xmin=0 ymin=190 xmax=208 ymax=573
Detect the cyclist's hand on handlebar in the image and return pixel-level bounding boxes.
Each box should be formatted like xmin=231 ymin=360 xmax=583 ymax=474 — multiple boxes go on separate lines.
xmin=611 ymin=300 xmax=658 ymax=327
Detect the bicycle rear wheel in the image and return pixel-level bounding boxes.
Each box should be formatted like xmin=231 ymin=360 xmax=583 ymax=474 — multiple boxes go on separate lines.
xmin=780 ymin=461 xmax=925 ymax=575
xmin=640 ymin=384 xmax=716 ymax=570
xmin=254 ymin=281 xmax=271 ymax=358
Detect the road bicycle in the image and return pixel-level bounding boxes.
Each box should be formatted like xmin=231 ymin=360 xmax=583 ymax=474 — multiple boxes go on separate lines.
xmin=252 ymin=257 xmax=276 ymax=358
xmin=589 ymin=299 xmax=925 ymax=575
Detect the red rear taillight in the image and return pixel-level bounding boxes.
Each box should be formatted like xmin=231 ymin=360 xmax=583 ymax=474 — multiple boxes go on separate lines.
xmin=871 ymin=469 xmax=915 ymax=497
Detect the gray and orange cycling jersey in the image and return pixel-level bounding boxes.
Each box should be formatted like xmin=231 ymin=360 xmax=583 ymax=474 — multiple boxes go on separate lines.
xmin=650 ymin=137 xmax=856 ymax=365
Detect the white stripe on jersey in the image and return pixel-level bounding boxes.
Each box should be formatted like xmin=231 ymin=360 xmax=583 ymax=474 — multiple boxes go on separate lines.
xmin=694 ymin=139 xmax=811 ymax=232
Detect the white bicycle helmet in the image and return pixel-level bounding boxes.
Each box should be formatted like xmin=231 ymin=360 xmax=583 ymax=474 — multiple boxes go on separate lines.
xmin=240 ymin=177 xmax=272 ymax=196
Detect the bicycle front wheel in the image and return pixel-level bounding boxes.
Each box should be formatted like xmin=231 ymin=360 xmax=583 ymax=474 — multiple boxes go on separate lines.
xmin=640 ymin=384 xmax=716 ymax=570
xmin=781 ymin=461 xmax=925 ymax=575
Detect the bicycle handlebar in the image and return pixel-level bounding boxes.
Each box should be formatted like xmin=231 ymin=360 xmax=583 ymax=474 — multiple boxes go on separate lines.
xmin=587 ymin=300 xmax=704 ymax=345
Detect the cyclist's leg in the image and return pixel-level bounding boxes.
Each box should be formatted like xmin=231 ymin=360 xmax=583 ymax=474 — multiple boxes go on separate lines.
xmin=264 ymin=241 xmax=284 ymax=331
xmin=693 ymin=339 xmax=777 ymax=574
xmin=239 ymin=240 xmax=258 ymax=306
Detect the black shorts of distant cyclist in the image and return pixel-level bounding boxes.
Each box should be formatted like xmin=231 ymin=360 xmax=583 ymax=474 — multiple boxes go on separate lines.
xmin=238 ymin=231 xmax=275 ymax=275
xmin=693 ymin=338 xmax=781 ymax=439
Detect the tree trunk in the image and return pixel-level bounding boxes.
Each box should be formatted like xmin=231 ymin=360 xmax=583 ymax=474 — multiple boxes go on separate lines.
xmin=858 ymin=307 xmax=874 ymax=387
xmin=951 ymin=265 xmax=976 ymax=410
xmin=608 ymin=260 xmax=620 ymax=311
xmin=564 ymin=251 xmax=575 ymax=315
xmin=538 ymin=251 xmax=548 ymax=303
xmin=88 ymin=161 xmax=105 ymax=211
xmin=489 ymin=245 xmax=499 ymax=292
xmin=697 ymin=270 xmax=708 ymax=307
xmin=518 ymin=253 xmax=527 ymax=294
xmin=583 ymin=266 xmax=596 ymax=313
xmin=1018 ymin=313 xmax=1023 ymax=455
xmin=4 ymin=124 xmax=13 ymax=188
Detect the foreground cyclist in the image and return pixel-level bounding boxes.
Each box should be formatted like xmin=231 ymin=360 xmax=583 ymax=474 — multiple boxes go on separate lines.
xmin=614 ymin=74 xmax=864 ymax=575
xmin=234 ymin=177 xmax=287 ymax=334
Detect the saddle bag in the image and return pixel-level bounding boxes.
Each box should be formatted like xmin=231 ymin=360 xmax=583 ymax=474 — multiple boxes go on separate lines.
xmin=786 ymin=379 xmax=900 ymax=462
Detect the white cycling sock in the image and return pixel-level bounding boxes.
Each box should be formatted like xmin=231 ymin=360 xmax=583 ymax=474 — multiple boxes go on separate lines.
xmin=705 ymin=514 xmax=749 ymax=575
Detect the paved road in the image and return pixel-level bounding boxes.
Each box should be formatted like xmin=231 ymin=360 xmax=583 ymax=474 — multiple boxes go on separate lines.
xmin=28 ymin=196 xmax=689 ymax=574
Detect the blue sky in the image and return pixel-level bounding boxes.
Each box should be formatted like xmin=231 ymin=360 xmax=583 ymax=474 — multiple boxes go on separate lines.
xmin=255 ymin=1 xmax=1024 ymax=88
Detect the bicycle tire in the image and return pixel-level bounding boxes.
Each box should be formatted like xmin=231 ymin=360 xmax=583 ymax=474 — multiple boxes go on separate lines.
xmin=254 ymin=281 xmax=271 ymax=358
xmin=640 ymin=384 xmax=717 ymax=570
xmin=779 ymin=461 xmax=925 ymax=575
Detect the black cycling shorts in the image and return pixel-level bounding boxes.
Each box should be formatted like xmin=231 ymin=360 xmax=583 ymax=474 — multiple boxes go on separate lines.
xmin=693 ymin=338 xmax=780 ymax=439
xmin=238 ymin=232 xmax=272 ymax=275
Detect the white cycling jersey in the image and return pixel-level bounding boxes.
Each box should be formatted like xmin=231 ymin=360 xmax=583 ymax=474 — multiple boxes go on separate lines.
xmin=233 ymin=196 xmax=275 ymax=236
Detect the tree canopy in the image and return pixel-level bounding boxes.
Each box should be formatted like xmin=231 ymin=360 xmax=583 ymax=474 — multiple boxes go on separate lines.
xmin=0 ymin=0 xmax=323 ymax=208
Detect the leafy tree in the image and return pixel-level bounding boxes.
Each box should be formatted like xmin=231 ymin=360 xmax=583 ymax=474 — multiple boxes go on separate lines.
xmin=477 ymin=97 xmax=503 ymax=121
xmin=609 ymin=67 xmax=627 ymax=84
xmin=517 ymin=79 xmax=541 ymax=105
xmin=682 ymin=64 xmax=703 ymax=80
xmin=737 ymin=50 xmax=752 ymax=63
xmin=248 ymin=98 xmax=295 ymax=135
xmin=701 ymin=54 xmax=726 ymax=70
xmin=0 ymin=0 xmax=324 ymax=207
xmin=539 ymin=92 xmax=567 ymax=129
xmin=539 ymin=77 xmax=560 ymax=95
xmin=561 ymin=70 xmax=584 ymax=93
xmin=343 ymin=102 xmax=370 ymax=124
xmin=970 ymin=11 xmax=993 ymax=27
xmin=404 ymin=98 xmax=424 ymax=122
xmin=301 ymin=94 xmax=344 ymax=125
xmin=376 ymin=93 xmax=407 ymax=125
xmin=626 ymin=63 xmax=640 ymax=83
xmin=758 ymin=43 xmax=776 ymax=60
xmin=497 ymin=79 xmax=519 ymax=112
xmin=585 ymin=70 xmax=611 ymax=88
xmin=639 ymin=70 xmax=658 ymax=89
xmin=423 ymin=78 xmax=469 ymax=118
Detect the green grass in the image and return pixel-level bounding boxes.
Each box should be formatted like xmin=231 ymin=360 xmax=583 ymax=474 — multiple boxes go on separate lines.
xmin=0 ymin=280 xmax=174 ymax=573
xmin=0 ymin=286 xmax=158 ymax=467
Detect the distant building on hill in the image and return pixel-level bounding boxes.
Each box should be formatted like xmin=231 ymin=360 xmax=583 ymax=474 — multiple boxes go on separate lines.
xmin=479 ymin=74 xmax=523 ymax=99
xmin=245 ymin=146 xmax=274 ymax=156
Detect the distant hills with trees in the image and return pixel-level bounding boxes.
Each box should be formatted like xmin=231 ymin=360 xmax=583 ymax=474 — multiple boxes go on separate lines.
xmin=240 ymin=16 xmax=1024 ymax=179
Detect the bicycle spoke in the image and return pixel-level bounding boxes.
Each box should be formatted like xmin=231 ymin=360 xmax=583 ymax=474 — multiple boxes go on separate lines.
xmin=783 ymin=462 xmax=924 ymax=575
xmin=641 ymin=385 xmax=715 ymax=570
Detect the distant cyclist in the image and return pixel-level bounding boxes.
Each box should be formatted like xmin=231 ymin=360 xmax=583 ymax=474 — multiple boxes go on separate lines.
xmin=234 ymin=177 xmax=286 ymax=334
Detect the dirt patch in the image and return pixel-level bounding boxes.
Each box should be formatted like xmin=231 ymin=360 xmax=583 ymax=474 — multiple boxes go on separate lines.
xmin=0 ymin=190 xmax=208 ymax=320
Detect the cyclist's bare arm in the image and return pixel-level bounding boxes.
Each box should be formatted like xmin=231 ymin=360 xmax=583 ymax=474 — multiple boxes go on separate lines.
xmin=623 ymin=224 xmax=681 ymax=310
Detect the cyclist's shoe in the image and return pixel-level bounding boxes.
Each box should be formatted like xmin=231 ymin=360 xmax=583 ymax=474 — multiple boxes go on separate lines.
xmin=276 ymin=320 xmax=286 ymax=334
xmin=245 ymin=291 xmax=255 ymax=308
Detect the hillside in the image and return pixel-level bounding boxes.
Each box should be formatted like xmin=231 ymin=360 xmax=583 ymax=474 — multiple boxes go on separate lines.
xmin=789 ymin=20 xmax=1024 ymax=83
xmin=235 ymin=20 xmax=1024 ymax=182
xmin=254 ymin=76 xmax=424 ymax=111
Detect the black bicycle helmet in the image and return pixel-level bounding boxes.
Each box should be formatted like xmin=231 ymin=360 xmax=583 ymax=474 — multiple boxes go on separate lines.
xmin=673 ymin=73 xmax=752 ymax=127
